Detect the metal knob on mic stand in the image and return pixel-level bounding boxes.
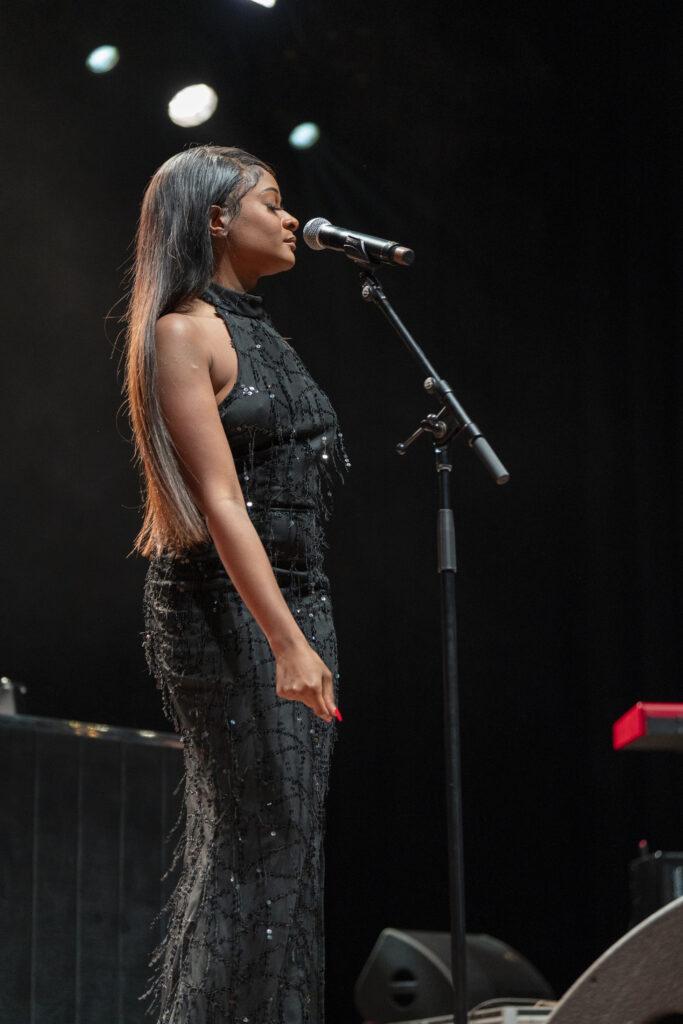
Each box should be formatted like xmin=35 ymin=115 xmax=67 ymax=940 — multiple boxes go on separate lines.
xmin=332 ymin=233 xmax=510 ymax=1024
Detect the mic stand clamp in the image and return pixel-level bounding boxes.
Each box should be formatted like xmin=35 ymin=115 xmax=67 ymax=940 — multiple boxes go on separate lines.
xmin=355 ymin=262 xmax=509 ymax=482
xmin=348 ymin=251 xmax=510 ymax=1024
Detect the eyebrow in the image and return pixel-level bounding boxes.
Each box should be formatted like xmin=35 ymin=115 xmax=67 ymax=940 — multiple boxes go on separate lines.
xmin=259 ymin=186 xmax=281 ymax=200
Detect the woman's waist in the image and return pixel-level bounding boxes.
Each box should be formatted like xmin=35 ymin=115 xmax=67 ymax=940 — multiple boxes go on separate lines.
xmin=146 ymin=554 xmax=330 ymax=606
xmin=150 ymin=506 xmax=327 ymax=580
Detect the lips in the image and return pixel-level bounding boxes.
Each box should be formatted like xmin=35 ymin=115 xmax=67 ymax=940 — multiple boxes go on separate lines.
xmin=284 ymin=237 xmax=297 ymax=248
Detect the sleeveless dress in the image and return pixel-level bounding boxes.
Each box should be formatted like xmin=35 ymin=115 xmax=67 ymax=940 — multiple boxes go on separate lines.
xmin=140 ymin=281 xmax=352 ymax=1024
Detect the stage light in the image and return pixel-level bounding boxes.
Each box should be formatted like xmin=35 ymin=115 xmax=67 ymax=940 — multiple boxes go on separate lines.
xmin=289 ymin=122 xmax=320 ymax=150
xmin=168 ymin=84 xmax=218 ymax=128
xmin=248 ymin=0 xmax=277 ymax=7
xmin=85 ymin=45 xmax=120 ymax=74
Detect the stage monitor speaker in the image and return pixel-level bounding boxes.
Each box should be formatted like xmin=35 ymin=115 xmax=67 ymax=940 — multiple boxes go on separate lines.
xmin=354 ymin=929 xmax=554 ymax=1022
xmin=547 ymin=895 xmax=683 ymax=1023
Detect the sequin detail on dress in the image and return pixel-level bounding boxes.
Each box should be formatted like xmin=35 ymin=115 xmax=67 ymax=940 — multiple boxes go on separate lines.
xmin=140 ymin=282 xmax=351 ymax=1024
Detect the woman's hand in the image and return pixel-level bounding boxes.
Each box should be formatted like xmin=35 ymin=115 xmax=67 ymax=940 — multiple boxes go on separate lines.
xmin=275 ymin=637 xmax=337 ymax=723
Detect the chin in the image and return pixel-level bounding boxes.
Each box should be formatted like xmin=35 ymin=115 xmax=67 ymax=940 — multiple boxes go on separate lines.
xmin=276 ymin=252 xmax=297 ymax=273
xmin=261 ymin=256 xmax=296 ymax=280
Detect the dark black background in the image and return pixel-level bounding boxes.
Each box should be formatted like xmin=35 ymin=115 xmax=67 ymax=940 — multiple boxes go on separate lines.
xmin=2 ymin=0 xmax=682 ymax=1019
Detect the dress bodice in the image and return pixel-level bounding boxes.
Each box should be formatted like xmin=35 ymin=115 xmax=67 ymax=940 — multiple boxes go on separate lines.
xmin=194 ymin=281 xmax=351 ymax=579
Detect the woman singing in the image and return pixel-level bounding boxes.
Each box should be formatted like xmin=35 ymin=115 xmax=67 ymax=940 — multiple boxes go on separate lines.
xmin=123 ymin=144 xmax=352 ymax=1024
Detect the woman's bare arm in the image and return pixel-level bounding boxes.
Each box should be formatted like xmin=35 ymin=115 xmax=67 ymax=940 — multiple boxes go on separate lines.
xmin=154 ymin=314 xmax=337 ymax=722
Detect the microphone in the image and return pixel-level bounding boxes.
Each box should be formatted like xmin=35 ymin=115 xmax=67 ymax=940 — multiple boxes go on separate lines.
xmin=303 ymin=217 xmax=415 ymax=268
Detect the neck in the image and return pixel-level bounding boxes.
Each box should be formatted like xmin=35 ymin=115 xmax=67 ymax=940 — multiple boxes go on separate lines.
xmin=211 ymin=255 xmax=258 ymax=294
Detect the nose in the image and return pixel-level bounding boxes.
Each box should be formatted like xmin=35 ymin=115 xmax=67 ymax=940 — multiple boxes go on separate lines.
xmin=283 ymin=209 xmax=299 ymax=233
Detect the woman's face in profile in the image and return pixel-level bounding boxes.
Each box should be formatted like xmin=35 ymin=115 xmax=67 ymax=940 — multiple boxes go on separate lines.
xmin=219 ymin=170 xmax=300 ymax=282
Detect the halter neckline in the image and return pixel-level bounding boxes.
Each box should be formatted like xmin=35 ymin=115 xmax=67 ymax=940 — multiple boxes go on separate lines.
xmin=203 ymin=281 xmax=268 ymax=321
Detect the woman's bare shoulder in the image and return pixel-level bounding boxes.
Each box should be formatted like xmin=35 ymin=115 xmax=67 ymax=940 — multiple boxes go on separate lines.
xmin=156 ymin=303 xmax=225 ymax=349
xmin=156 ymin=296 xmax=225 ymax=344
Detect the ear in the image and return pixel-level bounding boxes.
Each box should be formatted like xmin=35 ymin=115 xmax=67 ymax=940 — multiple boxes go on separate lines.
xmin=209 ymin=204 xmax=227 ymax=239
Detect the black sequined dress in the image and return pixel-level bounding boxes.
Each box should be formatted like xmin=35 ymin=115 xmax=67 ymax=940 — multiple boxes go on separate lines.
xmin=141 ymin=282 xmax=351 ymax=1024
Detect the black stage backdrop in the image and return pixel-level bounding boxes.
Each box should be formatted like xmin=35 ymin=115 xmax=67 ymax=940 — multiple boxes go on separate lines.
xmin=2 ymin=0 xmax=682 ymax=1017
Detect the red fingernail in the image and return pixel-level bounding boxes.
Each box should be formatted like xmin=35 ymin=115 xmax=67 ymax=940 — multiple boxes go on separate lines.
xmin=333 ymin=708 xmax=343 ymax=722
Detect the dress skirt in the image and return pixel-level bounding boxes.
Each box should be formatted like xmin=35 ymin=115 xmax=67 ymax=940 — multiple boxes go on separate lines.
xmin=141 ymin=543 xmax=340 ymax=1024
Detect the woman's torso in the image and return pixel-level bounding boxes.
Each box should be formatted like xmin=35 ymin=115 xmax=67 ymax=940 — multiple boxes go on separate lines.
xmin=156 ymin=281 xmax=351 ymax=586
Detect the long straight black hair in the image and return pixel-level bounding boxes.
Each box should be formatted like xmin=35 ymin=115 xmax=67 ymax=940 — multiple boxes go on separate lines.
xmin=123 ymin=145 xmax=274 ymax=558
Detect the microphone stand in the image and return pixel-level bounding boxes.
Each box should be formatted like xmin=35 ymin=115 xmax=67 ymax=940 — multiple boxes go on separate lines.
xmin=343 ymin=239 xmax=509 ymax=1024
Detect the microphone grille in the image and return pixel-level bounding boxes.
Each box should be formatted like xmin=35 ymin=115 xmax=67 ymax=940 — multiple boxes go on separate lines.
xmin=303 ymin=217 xmax=330 ymax=251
